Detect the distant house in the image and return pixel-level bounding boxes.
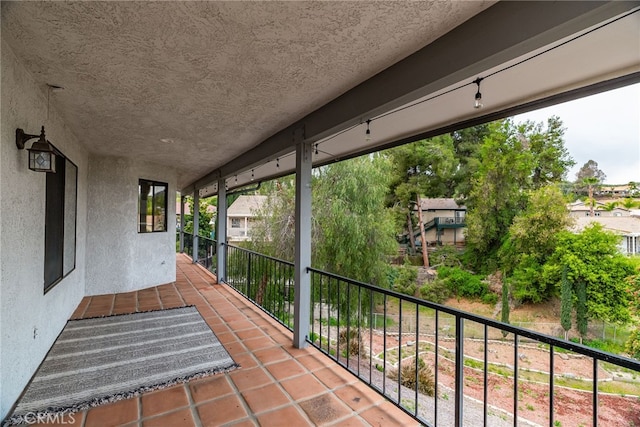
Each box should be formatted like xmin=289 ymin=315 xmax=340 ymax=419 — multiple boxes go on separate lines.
xmin=567 ymin=200 xmax=630 ymax=218
xmin=227 ymin=195 xmax=267 ymax=242
xmin=599 ymin=184 xmax=631 ymax=197
xmin=412 ymin=198 xmax=466 ymax=246
xmin=571 ymin=216 xmax=640 ymax=256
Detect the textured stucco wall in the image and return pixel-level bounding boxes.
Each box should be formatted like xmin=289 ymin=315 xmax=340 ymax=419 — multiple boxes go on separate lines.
xmin=0 ymin=40 xmax=89 ymax=419
xmin=84 ymin=154 xmax=176 ymax=296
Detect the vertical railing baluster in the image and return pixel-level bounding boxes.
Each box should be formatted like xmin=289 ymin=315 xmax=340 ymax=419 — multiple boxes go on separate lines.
xmin=357 ymin=284 xmax=362 ymax=377
xmin=435 ymin=310 xmax=439 ymax=427
xmin=414 ymin=302 xmax=419 ymax=417
xmin=398 ymin=300 xmax=402 ymax=405
xmin=383 ymin=293 xmax=388 ymax=396
xmin=550 ymin=345 xmax=555 ymax=427
xmin=593 ymin=358 xmax=598 ymax=426
xmin=455 ymin=315 xmax=464 ymax=427
xmin=369 ymin=288 xmax=374 ymax=386
xmin=483 ymin=323 xmax=488 ymax=427
xmin=347 ymin=280 xmax=351 ymax=370
xmin=336 ymin=278 xmax=341 ymax=363
xmin=514 ymin=333 xmax=519 ymax=427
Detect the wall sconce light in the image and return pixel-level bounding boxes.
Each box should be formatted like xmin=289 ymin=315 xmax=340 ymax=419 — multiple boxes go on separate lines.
xmin=16 ymin=125 xmax=57 ymax=173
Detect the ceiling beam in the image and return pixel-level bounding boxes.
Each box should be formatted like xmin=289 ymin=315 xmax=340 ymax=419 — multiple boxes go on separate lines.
xmin=184 ymin=1 xmax=638 ymax=193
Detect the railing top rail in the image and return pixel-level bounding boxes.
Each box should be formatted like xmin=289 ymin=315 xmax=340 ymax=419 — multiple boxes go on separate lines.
xmin=179 ymin=231 xmax=216 ymax=243
xmin=307 ymin=266 xmax=640 ymax=371
xmin=226 ymin=243 xmax=295 ymax=267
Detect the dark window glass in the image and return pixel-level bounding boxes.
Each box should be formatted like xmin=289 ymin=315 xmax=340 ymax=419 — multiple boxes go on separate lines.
xmin=44 ymin=153 xmax=78 ymax=293
xmin=139 ymin=179 xmax=168 ymax=233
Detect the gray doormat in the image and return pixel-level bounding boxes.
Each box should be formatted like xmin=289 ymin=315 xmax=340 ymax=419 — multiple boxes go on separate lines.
xmin=5 ymin=306 xmax=238 ymax=425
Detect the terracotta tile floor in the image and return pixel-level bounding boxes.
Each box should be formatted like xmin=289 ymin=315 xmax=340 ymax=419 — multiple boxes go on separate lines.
xmin=45 ymin=254 xmax=419 ymax=426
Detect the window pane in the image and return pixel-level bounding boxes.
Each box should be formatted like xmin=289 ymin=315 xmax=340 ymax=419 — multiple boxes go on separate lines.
xmin=153 ymin=183 xmax=167 ymax=231
xmin=138 ymin=179 xmax=168 ymax=233
xmin=63 ymin=160 xmax=77 ymax=276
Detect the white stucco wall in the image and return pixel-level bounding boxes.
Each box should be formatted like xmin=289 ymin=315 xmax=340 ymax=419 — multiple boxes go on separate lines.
xmin=84 ymin=154 xmax=176 ymax=296
xmin=0 ymin=40 xmax=89 ymax=419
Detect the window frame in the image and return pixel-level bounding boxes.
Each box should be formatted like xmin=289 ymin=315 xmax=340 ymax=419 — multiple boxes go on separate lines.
xmin=44 ymin=148 xmax=78 ymax=294
xmin=138 ymin=179 xmax=168 ymax=233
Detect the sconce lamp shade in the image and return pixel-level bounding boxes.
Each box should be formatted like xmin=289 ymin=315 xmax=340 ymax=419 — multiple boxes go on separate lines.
xmin=16 ymin=126 xmax=57 ymax=173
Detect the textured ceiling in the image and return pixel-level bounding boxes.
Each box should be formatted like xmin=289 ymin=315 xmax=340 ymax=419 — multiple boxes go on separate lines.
xmin=1 ymin=1 xmax=494 ymax=188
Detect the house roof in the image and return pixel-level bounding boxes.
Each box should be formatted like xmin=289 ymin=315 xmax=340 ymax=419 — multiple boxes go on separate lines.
xmin=571 ymin=216 xmax=640 ymax=236
xmin=418 ymin=198 xmax=466 ymax=211
xmin=567 ymin=201 xmax=630 ymax=213
xmin=228 ymin=195 xmax=267 ymax=218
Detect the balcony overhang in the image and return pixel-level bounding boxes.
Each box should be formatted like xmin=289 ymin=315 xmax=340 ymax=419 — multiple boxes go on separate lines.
xmin=192 ymin=2 xmax=640 ymax=197
xmin=1 ymin=1 xmax=638 ymax=198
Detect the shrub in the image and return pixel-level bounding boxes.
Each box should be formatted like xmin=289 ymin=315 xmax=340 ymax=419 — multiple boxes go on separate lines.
xmin=393 ymin=260 xmax=419 ymax=296
xmin=419 ymin=280 xmax=452 ymax=304
xmin=388 ymin=357 xmax=435 ymax=396
xmin=438 ymin=266 xmax=488 ymax=299
xmin=481 ymin=292 xmax=498 ymax=305
xmin=625 ymin=329 xmax=640 ymax=359
xmin=430 ymin=245 xmax=462 ymax=267
xmin=338 ymin=328 xmax=363 ymax=357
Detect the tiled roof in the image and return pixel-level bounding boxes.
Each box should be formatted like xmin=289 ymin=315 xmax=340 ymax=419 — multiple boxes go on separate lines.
xmin=228 ymin=195 xmax=267 ymax=217
xmin=418 ymin=198 xmax=465 ymax=211
xmin=571 ymin=216 xmax=640 ymax=235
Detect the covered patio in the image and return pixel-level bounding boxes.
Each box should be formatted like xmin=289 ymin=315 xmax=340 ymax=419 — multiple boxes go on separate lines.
xmin=65 ymin=254 xmax=418 ymax=426
xmin=2 ymin=1 xmax=639 ymax=425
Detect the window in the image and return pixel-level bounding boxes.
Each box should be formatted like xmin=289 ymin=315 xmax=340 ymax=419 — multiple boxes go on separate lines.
xmin=44 ymin=151 xmax=77 ymax=293
xmin=231 ymin=218 xmax=241 ymax=228
xmin=138 ymin=179 xmax=168 ymax=233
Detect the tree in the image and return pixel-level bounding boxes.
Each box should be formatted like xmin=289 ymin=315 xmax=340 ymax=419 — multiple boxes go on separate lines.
xmin=621 ymin=197 xmax=638 ymax=209
xmin=464 ymin=120 xmax=534 ymax=269
xmin=314 ymin=155 xmax=397 ymax=287
xmin=183 ymin=196 xmax=214 ymax=237
xmin=574 ymin=160 xmax=606 ymax=199
xmin=502 ymin=185 xmax=574 ymax=302
xmin=560 ymin=265 xmax=572 ymax=340
xmin=575 ymin=159 xmax=606 ymax=184
xmin=602 ymin=201 xmax=618 ymax=211
xmin=582 ymin=176 xmax=600 ymax=217
xmin=501 ymin=282 xmax=510 ymax=338
xmin=542 ymin=223 xmax=635 ymax=324
xmin=388 ymin=135 xmax=457 ymax=266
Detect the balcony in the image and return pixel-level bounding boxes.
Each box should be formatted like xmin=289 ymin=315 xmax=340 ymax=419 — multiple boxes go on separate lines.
xmin=62 ymin=254 xmax=418 ymax=426
xmin=179 ymin=234 xmax=640 ymax=427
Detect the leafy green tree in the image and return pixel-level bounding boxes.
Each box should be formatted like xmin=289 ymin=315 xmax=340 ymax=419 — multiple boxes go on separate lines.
xmin=525 ymin=116 xmax=575 ymax=188
xmin=388 ymin=135 xmax=457 ymax=266
xmin=464 ymin=118 xmax=573 ymax=272
xmin=560 ymin=265 xmax=572 ymax=340
xmin=464 ymin=121 xmax=531 ymax=269
xmin=314 ymin=155 xmax=397 ymax=287
xmin=502 ymin=185 xmax=574 ymax=302
xmin=542 ymin=223 xmax=635 ymax=324
xmin=625 ymin=267 xmax=640 ymax=358
xmin=183 ymin=196 xmax=214 ymax=237
xmin=602 ymin=201 xmax=619 ymax=211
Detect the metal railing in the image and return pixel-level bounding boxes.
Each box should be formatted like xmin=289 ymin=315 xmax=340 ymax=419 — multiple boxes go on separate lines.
xmin=226 ymin=244 xmax=295 ymax=330
xmin=179 ymin=239 xmax=640 ymax=426
xmin=197 ymin=235 xmax=217 ymax=273
xmin=178 ymin=231 xmax=216 ymax=273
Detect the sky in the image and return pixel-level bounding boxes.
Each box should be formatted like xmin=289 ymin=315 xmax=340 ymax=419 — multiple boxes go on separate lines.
xmin=514 ymin=82 xmax=640 ymax=185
